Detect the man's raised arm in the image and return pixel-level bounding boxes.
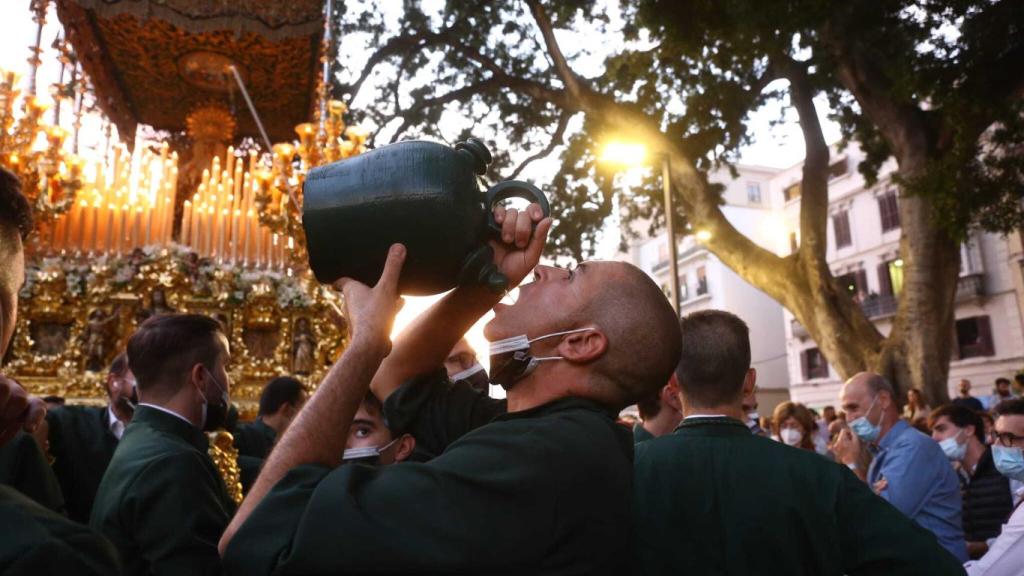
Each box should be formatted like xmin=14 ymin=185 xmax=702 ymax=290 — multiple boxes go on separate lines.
xmin=369 ymin=205 xmax=551 ymax=402
xmin=219 ymin=244 xmax=407 ymax=555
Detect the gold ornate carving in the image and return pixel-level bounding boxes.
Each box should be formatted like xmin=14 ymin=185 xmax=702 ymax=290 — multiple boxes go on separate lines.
xmin=8 ymin=246 xmax=347 ymax=408
xmin=207 ymin=430 xmax=243 ymax=506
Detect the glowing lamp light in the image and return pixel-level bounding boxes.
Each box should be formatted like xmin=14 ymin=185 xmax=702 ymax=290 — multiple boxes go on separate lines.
xmin=599 ymin=141 xmax=648 ymax=167
xmin=695 ymin=229 xmax=712 ymax=242
xmin=894 ymin=258 xmax=904 ymax=268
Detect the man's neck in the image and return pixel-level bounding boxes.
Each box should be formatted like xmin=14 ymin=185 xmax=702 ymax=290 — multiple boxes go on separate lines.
xmin=259 ymin=414 xmax=284 ymax=436
xmin=682 ymin=404 xmax=745 ymax=421
xmin=138 ymin=395 xmax=200 ymax=428
xmin=643 ymin=410 xmax=683 ymax=437
xmin=876 ymin=412 xmax=899 ymax=442
xmin=963 ymin=439 xmax=985 ymax=475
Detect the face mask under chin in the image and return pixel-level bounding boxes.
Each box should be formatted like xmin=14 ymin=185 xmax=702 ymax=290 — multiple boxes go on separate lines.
xmin=199 ymin=368 xmax=230 ymax=432
xmin=487 ymin=328 xmax=595 ymax=391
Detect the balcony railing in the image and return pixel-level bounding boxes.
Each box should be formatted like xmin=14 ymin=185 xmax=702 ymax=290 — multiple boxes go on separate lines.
xmin=860 ymin=294 xmax=898 ymax=319
xmin=956 ymin=273 xmax=985 ymax=302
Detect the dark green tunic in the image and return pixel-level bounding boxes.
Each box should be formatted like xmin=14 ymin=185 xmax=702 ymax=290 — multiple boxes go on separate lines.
xmin=232 ymin=418 xmax=276 ymax=459
xmin=0 ymin=431 xmax=64 ymax=513
xmin=633 ymin=417 xmax=966 ymax=575
xmin=632 ymin=422 xmax=655 ymax=444
xmin=224 ymin=372 xmax=633 ymax=576
xmin=90 ymin=406 xmax=235 ymax=576
xmin=46 ymin=405 xmax=120 ymax=523
xmin=0 ymin=484 xmax=120 ymax=575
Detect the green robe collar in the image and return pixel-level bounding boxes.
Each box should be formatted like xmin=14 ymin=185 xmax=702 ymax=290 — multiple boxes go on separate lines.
xmin=129 ymin=405 xmax=209 ymax=452
xmin=496 ymin=396 xmax=619 ymax=422
xmin=675 ymin=416 xmax=749 ymax=434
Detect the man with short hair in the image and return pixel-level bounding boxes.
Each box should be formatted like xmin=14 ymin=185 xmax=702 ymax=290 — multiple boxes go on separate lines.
xmin=633 ymin=310 xmax=964 ymax=575
xmin=955 ymin=379 xmax=986 ymax=413
xmin=91 ymin=314 xmax=236 ymax=576
xmin=222 ymin=205 xmax=682 ymax=574
xmin=966 ymin=398 xmax=1024 ymax=574
xmin=835 ymin=372 xmax=967 ymax=561
xmin=45 ymin=352 xmax=135 ymax=523
xmin=0 ymin=166 xmax=119 ymax=574
xmin=987 ymin=378 xmax=1018 ymax=411
xmin=341 ymin=391 xmax=416 ymax=465
xmin=929 ymin=404 xmax=1014 ymax=559
xmin=633 ymin=373 xmax=683 ymax=443
xmin=233 ymin=376 xmax=306 ymax=460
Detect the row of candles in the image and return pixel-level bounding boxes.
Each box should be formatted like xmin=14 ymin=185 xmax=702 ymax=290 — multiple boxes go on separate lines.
xmin=37 ymin=142 xmax=292 ymax=271
xmin=43 ymin=142 xmax=176 ymax=254
xmin=179 ymin=146 xmax=292 ymax=269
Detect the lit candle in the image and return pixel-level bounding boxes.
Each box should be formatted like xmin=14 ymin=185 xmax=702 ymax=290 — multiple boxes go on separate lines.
xmin=181 ymin=200 xmax=192 ymax=245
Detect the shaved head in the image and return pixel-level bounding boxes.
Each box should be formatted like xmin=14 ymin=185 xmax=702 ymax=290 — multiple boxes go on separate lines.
xmin=578 ymin=262 xmax=682 ymax=408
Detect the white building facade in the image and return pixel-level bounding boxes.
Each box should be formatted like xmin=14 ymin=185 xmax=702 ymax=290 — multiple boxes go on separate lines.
xmin=623 ymin=166 xmax=793 ymax=412
xmin=776 ymin=146 xmax=1024 ymax=408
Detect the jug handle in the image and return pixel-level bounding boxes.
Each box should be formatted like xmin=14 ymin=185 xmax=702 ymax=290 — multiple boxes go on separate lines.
xmin=484 ymin=180 xmax=551 ymax=237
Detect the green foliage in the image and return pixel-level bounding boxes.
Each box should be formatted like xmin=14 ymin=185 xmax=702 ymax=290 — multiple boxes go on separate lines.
xmin=332 ymin=0 xmax=1023 ymax=257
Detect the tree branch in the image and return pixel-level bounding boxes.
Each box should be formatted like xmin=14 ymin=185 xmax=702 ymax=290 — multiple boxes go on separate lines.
xmin=509 ymin=110 xmax=573 ymax=179
xmin=385 ymin=78 xmax=505 ymax=143
xmin=774 ymin=55 xmax=829 ymax=265
xmin=525 ymin=0 xmax=585 ymax=99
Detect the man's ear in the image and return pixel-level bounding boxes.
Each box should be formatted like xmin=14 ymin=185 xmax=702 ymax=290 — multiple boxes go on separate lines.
xmin=190 ymin=363 xmax=208 ymax=393
xmin=558 ymin=327 xmax=607 ymax=364
xmin=393 ymin=433 xmax=416 ymax=463
xmin=662 ymin=374 xmax=682 ymax=412
xmin=742 ymin=368 xmax=757 ymax=398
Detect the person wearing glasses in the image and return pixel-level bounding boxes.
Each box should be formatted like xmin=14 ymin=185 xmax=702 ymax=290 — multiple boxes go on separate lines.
xmin=966 ymin=398 xmax=1024 ymax=575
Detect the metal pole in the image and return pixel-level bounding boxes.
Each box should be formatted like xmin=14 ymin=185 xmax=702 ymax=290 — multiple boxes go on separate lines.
xmin=227 ymin=65 xmax=273 ymax=152
xmin=663 ymin=155 xmax=681 ymax=315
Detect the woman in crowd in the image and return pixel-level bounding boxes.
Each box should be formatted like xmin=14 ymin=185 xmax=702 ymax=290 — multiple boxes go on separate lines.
xmin=772 ymin=402 xmax=817 ymax=452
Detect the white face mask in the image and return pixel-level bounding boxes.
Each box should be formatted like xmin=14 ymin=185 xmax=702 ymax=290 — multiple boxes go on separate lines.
xmin=487 ymin=328 xmax=595 ymax=390
xmin=780 ymin=428 xmax=803 ymax=446
xmin=939 ymin=430 xmax=967 ymax=462
xmin=342 ymin=437 xmax=400 ymax=464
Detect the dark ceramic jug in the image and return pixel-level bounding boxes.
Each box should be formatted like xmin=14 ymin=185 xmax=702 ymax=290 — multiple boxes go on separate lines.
xmin=303 ymin=138 xmax=550 ymax=295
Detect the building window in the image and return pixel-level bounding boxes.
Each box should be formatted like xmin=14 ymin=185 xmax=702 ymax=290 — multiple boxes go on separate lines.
xmin=878 ymin=191 xmax=900 ymax=232
xmin=784 ymin=182 xmax=801 ymax=202
xmin=828 ymin=158 xmax=848 ymax=180
xmin=832 ymin=210 xmax=852 ymax=249
xmin=954 ymin=316 xmax=995 ymax=359
xmin=696 ymin=266 xmax=708 ymax=296
xmin=746 ymin=182 xmax=762 ymax=204
xmin=679 ymin=279 xmax=689 ymax=301
xmin=837 ymin=269 xmax=868 ymax=303
xmin=660 ymin=283 xmax=671 ymax=300
xmin=789 ymin=231 xmax=799 ymax=254
xmin=878 ymin=259 xmax=904 ymax=296
xmin=802 ymin=348 xmax=829 ymax=380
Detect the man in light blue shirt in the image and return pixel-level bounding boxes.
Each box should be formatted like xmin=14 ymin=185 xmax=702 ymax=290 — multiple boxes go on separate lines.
xmin=835 ymin=372 xmax=968 ymax=562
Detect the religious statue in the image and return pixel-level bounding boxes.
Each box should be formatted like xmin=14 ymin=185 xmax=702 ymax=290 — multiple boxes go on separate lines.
xmin=292 ymin=317 xmax=316 ymax=375
xmin=84 ymin=307 xmax=120 ymax=372
xmin=136 ymin=287 xmax=176 ymax=323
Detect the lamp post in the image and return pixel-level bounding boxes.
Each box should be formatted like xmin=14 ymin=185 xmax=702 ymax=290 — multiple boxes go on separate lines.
xmin=600 ymin=142 xmax=680 ymax=314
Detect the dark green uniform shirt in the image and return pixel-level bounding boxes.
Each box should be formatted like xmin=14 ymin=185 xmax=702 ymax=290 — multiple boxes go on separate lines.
xmin=46 ymin=405 xmax=120 ymax=523
xmin=632 ymin=422 xmax=655 ymax=444
xmin=633 ymin=417 xmax=966 ymax=575
xmin=232 ymin=418 xmax=276 ymax=459
xmin=90 ymin=405 xmax=236 ymax=576
xmin=0 ymin=484 xmax=120 ymax=575
xmin=224 ymin=371 xmax=633 ymax=575
xmin=0 ymin=431 xmax=64 ymax=513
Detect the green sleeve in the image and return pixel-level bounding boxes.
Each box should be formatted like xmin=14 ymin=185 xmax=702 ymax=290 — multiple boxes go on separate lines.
xmin=836 ymin=466 xmax=966 ymax=575
xmin=0 ymin=485 xmax=120 ymax=576
xmin=0 ymin=432 xmax=64 ymax=513
xmin=382 ymin=368 xmax=507 ymax=457
xmin=126 ymin=451 xmax=233 ymax=576
xmin=224 ymin=426 xmax=555 ymax=575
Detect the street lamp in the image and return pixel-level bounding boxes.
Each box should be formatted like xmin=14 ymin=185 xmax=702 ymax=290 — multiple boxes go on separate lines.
xmin=599 ymin=141 xmax=681 ymax=314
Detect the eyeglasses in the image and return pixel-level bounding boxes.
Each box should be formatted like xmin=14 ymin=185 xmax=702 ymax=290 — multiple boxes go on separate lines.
xmin=990 ymin=431 xmax=1024 ymax=447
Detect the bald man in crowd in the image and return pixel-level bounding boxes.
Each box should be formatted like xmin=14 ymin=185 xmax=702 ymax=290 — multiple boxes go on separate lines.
xmin=221 ymin=204 xmax=681 ymax=574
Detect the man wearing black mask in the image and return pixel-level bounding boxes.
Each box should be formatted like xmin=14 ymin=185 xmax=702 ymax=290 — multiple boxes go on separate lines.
xmin=90 ymin=314 xmax=235 ymax=576
xmin=46 ymin=352 xmax=136 ymax=523
xmin=444 ymin=338 xmax=489 ymax=394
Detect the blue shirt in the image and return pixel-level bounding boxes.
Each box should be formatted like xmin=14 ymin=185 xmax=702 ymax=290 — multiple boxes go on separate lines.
xmin=868 ymin=419 xmax=967 ymax=562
